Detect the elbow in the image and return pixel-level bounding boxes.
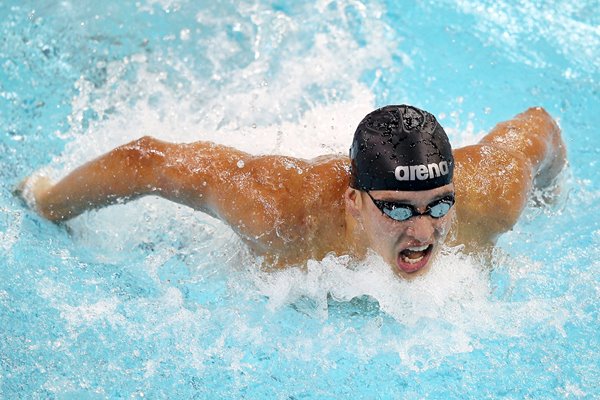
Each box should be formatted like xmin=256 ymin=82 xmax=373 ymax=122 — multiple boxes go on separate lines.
xmin=124 ymin=136 xmax=163 ymax=160
xmin=523 ymin=107 xmax=561 ymax=134
xmin=523 ymin=107 xmax=566 ymax=166
xmin=117 ymin=136 xmax=166 ymax=192
xmin=523 ymin=107 xmax=555 ymax=125
xmin=525 ymin=106 xmax=551 ymax=117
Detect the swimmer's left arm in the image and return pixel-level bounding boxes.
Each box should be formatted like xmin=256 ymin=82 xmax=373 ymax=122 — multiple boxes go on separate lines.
xmin=451 ymin=107 xmax=566 ymax=248
xmin=478 ymin=107 xmax=566 ymax=190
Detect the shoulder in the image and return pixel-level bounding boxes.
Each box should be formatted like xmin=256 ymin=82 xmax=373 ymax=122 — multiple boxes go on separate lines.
xmin=267 ymin=155 xmax=349 ymax=230
xmin=226 ymin=154 xmax=350 ymax=262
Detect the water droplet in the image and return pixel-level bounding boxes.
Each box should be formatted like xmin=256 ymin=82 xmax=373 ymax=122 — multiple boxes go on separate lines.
xmin=237 ymin=160 xmax=245 ymax=168
xmin=179 ymin=28 xmax=191 ymax=41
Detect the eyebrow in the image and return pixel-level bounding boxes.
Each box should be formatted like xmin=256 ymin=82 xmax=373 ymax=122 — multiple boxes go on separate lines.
xmin=378 ymin=191 xmax=455 ymax=205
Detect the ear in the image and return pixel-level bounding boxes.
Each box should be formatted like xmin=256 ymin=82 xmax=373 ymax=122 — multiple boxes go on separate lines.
xmin=344 ymin=187 xmax=363 ymax=219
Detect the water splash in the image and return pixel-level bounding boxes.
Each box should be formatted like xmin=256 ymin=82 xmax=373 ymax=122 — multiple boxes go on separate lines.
xmin=246 ymin=246 xmax=570 ymax=370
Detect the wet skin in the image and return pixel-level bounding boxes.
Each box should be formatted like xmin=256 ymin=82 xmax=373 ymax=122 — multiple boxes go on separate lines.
xmin=17 ymin=107 xmax=566 ymax=276
xmin=344 ymin=184 xmax=455 ymax=279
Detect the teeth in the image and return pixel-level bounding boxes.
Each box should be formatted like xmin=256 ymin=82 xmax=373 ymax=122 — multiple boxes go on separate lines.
xmin=407 ymin=244 xmax=429 ymax=252
xmin=402 ymin=254 xmax=424 ymax=264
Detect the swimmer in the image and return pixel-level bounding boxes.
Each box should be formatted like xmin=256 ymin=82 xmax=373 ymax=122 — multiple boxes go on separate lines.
xmin=17 ymin=105 xmax=566 ymax=278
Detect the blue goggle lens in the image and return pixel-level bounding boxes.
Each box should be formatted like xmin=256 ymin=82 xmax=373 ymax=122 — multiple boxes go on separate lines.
xmin=368 ymin=193 xmax=455 ymax=222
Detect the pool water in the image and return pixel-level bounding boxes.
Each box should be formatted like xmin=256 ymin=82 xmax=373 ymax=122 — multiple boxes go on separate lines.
xmin=1 ymin=0 xmax=599 ymax=398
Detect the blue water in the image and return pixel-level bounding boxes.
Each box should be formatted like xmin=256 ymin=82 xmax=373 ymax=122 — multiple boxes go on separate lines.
xmin=1 ymin=0 xmax=599 ymax=399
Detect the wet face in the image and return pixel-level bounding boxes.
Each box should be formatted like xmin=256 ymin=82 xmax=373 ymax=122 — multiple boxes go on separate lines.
xmin=348 ymin=184 xmax=455 ymax=279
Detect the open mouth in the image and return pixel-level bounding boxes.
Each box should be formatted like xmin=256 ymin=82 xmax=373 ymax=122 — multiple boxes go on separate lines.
xmin=396 ymin=244 xmax=433 ymax=274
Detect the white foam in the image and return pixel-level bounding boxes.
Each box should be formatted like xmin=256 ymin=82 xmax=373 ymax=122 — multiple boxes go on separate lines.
xmin=36 ymin=277 xmax=126 ymax=337
xmin=0 ymin=207 xmax=23 ymax=253
xmin=251 ymin=248 xmax=490 ymax=323
xmin=246 ymin=247 xmax=568 ymax=369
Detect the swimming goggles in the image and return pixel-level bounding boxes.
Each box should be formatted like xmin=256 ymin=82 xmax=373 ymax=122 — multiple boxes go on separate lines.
xmin=366 ymin=192 xmax=455 ymax=222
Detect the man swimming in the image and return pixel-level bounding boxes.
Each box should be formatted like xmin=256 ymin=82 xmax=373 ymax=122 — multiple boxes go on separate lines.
xmin=17 ymin=105 xmax=566 ymax=278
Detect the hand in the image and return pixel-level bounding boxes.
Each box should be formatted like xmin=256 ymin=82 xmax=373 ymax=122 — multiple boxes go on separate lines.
xmin=14 ymin=175 xmax=53 ymax=215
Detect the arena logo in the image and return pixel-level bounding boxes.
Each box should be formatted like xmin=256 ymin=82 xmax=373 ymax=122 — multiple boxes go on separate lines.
xmin=394 ymin=161 xmax=450 ymax=181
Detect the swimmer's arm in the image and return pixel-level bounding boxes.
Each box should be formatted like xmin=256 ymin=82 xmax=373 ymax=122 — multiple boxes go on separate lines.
xmin=452 ymin=107 xmax=566 ymax=248
xmin=18 ymin=137 xmax=311 ymax=247
xmin=478 ymin=107 xmax=566 ymax=190
xmin=18 ymin=136 xmax=171 ymax=221
xmin=156 ymin=140 xmax=316 ymax=250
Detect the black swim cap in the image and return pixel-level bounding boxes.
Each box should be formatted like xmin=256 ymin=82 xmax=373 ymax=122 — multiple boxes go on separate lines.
xmin=349 ymin=105 xmax=454 ymax=191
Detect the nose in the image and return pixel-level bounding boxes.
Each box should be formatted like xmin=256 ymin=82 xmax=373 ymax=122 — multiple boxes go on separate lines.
xmin=406 ymin=215 xmax=435 ymax=242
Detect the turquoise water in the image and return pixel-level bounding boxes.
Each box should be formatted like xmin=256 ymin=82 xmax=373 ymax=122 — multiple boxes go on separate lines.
xmin=1 ymin=0 xmax=599 ymax=398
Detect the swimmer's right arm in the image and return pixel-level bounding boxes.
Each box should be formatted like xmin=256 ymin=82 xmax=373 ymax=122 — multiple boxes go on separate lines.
xmin=17 ymin=137 xmax=311 ymax=249
xmin=18 ymin=136 xmax=173 ymax=221
xmin=17 ymin=137 xmax=253 ymax=222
